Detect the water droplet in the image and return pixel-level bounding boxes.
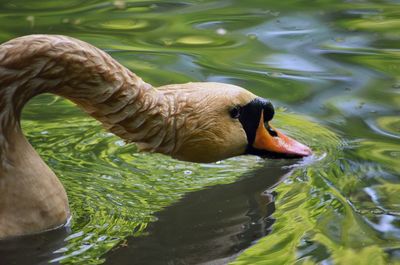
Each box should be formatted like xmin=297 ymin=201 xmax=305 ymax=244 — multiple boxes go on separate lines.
xmin=113 ymin=0 xmax=126 ymax=9
xmin=26 ymin=15 xmax=35 ymax=28
xmin=216 ymin=28 xmax=227 ymax=35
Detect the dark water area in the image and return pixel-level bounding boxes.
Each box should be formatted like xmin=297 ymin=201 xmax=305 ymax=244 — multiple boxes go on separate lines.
xmin=103 ymin=165 xmax=290 ymax=265
xmin=0 ymin=0 xmax=400 ymax=264
xmin=0 ymin=163 xmax=294 ymax=265
xmin=0 ymin=164 xmax=289 ymax=265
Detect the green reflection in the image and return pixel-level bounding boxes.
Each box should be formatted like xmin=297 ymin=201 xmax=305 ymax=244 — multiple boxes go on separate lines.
xmin=21 ymin=94 xmax=335 ymax=264
xmin=1 ymin=0 xmax=400 ymax=264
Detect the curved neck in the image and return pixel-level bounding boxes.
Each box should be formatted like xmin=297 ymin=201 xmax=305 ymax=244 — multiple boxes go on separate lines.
xmin=0 ymin=35 xmax=176 ymax=163
xmin=0 ymin=35 xmax=172 ymax=237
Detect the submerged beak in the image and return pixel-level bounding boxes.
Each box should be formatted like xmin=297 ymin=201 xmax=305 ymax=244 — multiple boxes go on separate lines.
xmin=253 ymin=111 xmax=312 ymax=158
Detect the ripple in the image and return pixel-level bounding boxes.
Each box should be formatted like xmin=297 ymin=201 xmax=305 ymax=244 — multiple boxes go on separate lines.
xmin=263 ymin=53 xmax=325 ymax=72
xmin=151 ymin=34 xmax=233 ymax=48
xmin=176 ymin=35 xmax=215 ymax=45
xmin=356 ymin=140 xmax=400 ymax=174
xmin=367 ymin=115 xmax=400 ymax=139
xmin=98 ymin=19 xmax=150 ymax=30
xmin=82 ymin=17 xmax=162 ymax=32
xmin=1 ymin=0 xmax=96 ymax=11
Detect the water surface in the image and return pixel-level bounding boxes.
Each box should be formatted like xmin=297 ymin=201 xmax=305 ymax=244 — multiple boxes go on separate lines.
xmin=0 ymin=0 xmax=399 ymax=264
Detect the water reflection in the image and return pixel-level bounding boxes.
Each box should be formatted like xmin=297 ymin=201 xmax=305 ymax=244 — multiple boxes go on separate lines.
xmin=104 ymin=163 xmax=292 ymax=265
xmin=0 ymin=0 xmax=399 ymax=264
xmin=0 ymin=228 xmax=69 ymax=265
xmin=0 ymin=161 xmax=294 ymax=265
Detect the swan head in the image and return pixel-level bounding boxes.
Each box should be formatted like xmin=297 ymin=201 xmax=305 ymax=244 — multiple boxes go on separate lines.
xmin=158 ymin=82 xmax=312 ymax=163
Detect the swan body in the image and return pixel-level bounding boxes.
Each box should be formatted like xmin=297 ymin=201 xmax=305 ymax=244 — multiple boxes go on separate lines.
xmin=0 ymin=35 xmax=311 ymax=238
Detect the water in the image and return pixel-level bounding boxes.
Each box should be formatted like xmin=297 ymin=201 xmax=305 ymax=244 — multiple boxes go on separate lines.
xmin=0 ymin=0 xmax=399 ymax=264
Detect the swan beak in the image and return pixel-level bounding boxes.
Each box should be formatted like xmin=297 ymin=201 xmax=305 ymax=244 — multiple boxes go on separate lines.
xmin=253 ymin=111 xmax=312 ymax=158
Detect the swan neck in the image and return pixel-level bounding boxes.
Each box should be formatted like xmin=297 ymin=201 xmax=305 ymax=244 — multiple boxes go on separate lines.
xmin=0 ymin=35 xmax=171 ymax=160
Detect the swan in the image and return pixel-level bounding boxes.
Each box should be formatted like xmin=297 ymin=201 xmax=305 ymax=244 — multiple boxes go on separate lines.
xmin=0 ymin=35 xmax=311 ymax=238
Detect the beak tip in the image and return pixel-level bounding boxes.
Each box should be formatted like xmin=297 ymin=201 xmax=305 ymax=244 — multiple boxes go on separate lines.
xmin=290 ymin=142 xmax=312 ymax=157
xmin=301 ymin=146 xmax=313 ymax=157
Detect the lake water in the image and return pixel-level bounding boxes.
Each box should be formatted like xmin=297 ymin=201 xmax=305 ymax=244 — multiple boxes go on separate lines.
xmin=0 ymin=0 xmax=399 ymax=264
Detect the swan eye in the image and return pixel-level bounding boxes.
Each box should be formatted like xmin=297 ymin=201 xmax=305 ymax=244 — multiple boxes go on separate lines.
xmin=229 ymin=106 xmax=241 ymax=119
xmin=267 ymin=126 xmax=278 ymax=137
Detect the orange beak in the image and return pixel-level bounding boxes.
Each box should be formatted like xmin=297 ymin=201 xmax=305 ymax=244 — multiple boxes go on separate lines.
xmin=253 ymin=111 xmax=312 ymax=158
